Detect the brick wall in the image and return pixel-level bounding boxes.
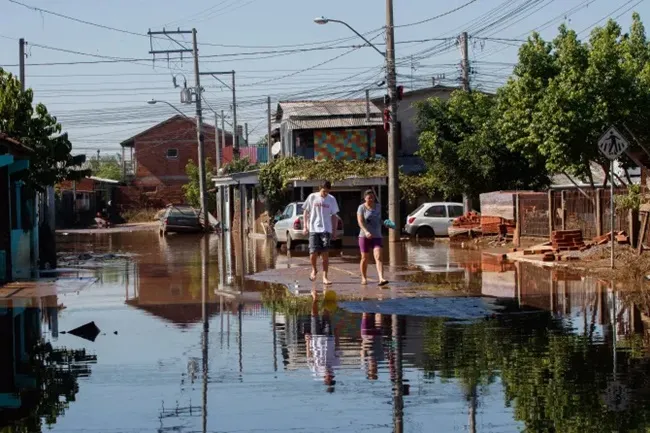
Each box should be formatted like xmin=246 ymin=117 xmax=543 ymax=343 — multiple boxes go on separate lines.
xmin=133 ymin=116 xmax=232 ymax=190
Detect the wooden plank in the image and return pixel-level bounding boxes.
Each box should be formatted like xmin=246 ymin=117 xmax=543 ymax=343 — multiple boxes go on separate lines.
xmin=638 ymin=211 xmax=648 ymax=255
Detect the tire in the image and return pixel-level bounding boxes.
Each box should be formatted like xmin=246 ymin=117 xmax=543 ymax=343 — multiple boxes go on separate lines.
xmin=287 ymin=232 xmax=296 ymax=250
xmin=416 ymin=226 xmax=435 ymax=239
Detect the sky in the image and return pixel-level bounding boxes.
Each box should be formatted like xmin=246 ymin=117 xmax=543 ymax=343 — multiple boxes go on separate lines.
xmin=0 ymin=0 xmax=648 ymax=158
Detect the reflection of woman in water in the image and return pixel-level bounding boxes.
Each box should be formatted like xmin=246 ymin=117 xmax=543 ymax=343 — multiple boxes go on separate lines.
xmin=360 ymin=312 xmax=384 ymax=380
xmin=305 ymin=290 xmax=341 ymax=393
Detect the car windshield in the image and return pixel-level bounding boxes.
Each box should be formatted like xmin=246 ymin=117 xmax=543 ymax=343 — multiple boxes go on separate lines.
xmin=296 ymin=204 xmax=304 ymax=215
xmin=169 ymin=207 xmax=198 ymax=217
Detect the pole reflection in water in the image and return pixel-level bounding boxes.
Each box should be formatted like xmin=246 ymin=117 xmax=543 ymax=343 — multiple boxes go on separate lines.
xmin=201 ymin=235 xmax=209 ymax=433
xmin=391 ymin=314 xmax=404 ymax=433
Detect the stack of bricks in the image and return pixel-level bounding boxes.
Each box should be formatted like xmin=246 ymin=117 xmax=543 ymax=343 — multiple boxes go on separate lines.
xmin=551 ymin=229 xmax=585 ymax=251
xmin=452 ymin=211 xmax=481 ymax=228
xmin=481 ymin=216 xmax=516 ymax=236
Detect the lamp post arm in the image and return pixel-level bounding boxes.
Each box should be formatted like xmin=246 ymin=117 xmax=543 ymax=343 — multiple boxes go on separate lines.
xmin=330 ymin=19 xmax=385 ymax=57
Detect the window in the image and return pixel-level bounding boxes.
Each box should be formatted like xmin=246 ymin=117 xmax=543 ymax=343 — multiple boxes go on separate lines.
xmin=448 ymin=205 xmax=464 ymax=218
xmin=282 ymin=205 xmax=294 ymax=219
xmin=167 ymin=148 xmax=179 ymax=159
xmin=409 ymin=204 xmax=424 ymax=217
xmin=424 ymin=205 xmax=446 ymax=218
xmin=296 ymin=204 xmax=304 ymax=215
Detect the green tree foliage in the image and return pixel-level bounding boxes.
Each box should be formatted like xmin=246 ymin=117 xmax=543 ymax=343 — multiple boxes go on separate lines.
xmin=222 ymin=156 xmax=256 ymax=175
xmin=182 ymin=158 xmax=216 ymax=212
xmin=87 ymin=154 xmax=122 ymax=181
xmin=497 ymin=14 xmax=650 ymax=186
xmin=416 ymin=90 xmax=550 ymax=198
xmin=0 ymin=69 xmax=89 ymax=190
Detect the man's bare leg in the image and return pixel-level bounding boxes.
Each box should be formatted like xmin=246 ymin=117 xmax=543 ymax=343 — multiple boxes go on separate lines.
xmin=310 ymin=253 xmax=318 ymax=281
xmin=322 ymin=252 xmax=331 ymax=285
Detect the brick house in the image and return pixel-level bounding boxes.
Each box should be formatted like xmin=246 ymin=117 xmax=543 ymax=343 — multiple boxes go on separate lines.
xmin=120 ymin=115 xmax=233 ymax=200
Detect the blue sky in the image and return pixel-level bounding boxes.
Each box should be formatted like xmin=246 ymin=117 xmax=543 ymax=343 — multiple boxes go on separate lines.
xmin=0 ymin=0 xmax=648 ymax=156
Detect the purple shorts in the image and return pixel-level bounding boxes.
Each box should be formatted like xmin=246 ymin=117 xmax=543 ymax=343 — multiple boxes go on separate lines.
xmin=359 ymin=237 xmax=383 ymax=253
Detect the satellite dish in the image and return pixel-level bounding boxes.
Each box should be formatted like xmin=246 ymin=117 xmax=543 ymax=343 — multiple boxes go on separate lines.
xmin=271 ymin=141 xmax=281 ymax=156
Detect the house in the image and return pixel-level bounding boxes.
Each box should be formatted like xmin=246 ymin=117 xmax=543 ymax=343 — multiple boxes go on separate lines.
xmin=373 ymin=85 xmax=458 ymax=158
xmin=0 ymin=134 xmax=37 ymax=283
xmin=56 ymin=176 xmax=120 ymax=228
xmin=276 ymin=100 xmax=387 ymax=160
xmin=119 ymin=115 xmax=233 ymax=200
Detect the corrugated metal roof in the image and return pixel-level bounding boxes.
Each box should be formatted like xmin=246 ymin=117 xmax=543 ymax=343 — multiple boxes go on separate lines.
xmin=286 ymin=116 xmax=383 ymax=130
xmin=280 ymin=100 xmax=382 ymax=118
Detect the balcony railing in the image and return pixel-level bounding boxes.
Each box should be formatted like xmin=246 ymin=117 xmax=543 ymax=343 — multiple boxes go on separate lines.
xmin=221 ymin=146 xmax=268 ymax=166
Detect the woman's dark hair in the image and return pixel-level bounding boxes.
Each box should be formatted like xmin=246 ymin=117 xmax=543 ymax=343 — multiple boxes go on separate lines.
xmin=364 ymin=189 xmax=376 ymax=198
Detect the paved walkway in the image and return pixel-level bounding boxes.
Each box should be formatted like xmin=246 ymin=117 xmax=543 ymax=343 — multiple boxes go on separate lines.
xmin=247 ymin=254 xmax=459 ymax=299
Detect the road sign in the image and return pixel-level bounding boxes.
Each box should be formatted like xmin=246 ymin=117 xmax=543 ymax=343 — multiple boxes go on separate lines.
xmin=598 ymin=126 xmax=630 ymax=160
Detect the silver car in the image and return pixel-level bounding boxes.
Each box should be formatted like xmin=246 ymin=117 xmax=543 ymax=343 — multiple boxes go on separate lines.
xmin=404 ymin=202 xmax=465 ymax=238
xmin=274 ymin=202 xmax=344 ymax=250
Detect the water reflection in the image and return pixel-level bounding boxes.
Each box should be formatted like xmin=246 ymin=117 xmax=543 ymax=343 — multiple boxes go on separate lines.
xmin=0 ymin=296 xmax=96 ymax=433
xmin=11 ymin=233 xmax=650 ymax=432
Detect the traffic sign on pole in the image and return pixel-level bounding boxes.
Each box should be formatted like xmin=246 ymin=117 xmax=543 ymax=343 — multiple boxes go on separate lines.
xmin=598 ymin=126 xmax=630 ymax=160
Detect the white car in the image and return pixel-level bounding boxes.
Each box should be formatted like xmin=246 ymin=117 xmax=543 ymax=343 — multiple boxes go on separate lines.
xmin=274 ymin=202 xmax=344 ymax=250
xmin=404 ymin=202 xmax=465 ymax=238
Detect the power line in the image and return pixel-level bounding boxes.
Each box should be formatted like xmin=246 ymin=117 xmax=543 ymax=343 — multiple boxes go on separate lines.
xmin=396 ymin=0 xmax=480 ymax=28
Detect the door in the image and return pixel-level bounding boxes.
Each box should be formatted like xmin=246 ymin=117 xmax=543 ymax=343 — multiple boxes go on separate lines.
xmin=423 ymin=204 xmax=449 ymax=236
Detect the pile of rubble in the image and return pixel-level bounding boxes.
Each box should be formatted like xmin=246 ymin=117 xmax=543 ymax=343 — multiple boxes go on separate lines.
xmin=450 ymin=212 xmax=515 ymax=242
xmin=515 ymin=229 xmax=631 ymax=262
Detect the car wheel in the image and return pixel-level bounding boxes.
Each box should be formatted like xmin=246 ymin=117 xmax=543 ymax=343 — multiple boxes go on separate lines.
xmin=416 ymin=226 xmax=435 ymax=239
xmin=287 ymin=232 xmax=296 ymax=250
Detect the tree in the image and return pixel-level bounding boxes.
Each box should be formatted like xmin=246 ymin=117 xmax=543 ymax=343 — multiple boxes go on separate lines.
xmin=497 ymin=14 xmax=650 ymax=187
xmin=0 ymin=69 xmax=89 ymax=191
xmin=87 ymin=154 xmax=122 ymax=181
xmin=416 ymin=90 xmax=549 ymax=199
xmin=182 ymin=158 xmax=216 ymax=213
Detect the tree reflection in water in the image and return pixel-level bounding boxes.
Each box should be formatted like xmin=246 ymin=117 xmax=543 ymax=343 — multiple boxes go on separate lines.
xmin=422 ymin=312 xmax=650 ymax=433
xmin=1 ymin=343 xmax=97 ymax=433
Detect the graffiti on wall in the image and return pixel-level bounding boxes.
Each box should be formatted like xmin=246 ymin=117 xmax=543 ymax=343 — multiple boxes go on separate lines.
xmin=314 ymin=129 xmax=376 ymax=161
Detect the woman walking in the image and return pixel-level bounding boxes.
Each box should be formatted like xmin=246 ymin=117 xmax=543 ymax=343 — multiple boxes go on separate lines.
xmin=357 ymin=189 xmax=388 ymax=286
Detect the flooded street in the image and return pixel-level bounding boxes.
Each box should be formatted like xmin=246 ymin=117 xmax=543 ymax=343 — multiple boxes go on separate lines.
xmin=2 ymin=231 xmax=650 ymax=432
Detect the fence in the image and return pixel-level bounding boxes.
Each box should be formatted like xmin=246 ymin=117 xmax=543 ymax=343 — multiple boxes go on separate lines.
xmin=517 ymin=188 xmax=633 ymax=239
xmin=221 ymin=146 xmax=269 ymax=166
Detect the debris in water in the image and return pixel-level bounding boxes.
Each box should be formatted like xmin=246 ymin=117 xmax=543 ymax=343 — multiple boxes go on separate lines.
xmin=67 ymin=321 xmax=101 ymax=342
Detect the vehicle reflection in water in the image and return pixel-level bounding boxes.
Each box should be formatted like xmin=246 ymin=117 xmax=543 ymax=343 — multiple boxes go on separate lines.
xmin=2 ymin=231 xmax=650 ymax=432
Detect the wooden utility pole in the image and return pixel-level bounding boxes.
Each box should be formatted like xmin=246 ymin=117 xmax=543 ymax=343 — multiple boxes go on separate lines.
xmin=386 ymin=0 xmax=400 ymax=243
xmin=19 ymin=38 xmax=25 ymax=90
xmin=267 ymin=96 xmax=272 ymax=162
xmin=460 ymin=31 xmax=472 ymax=213
xmin=232 ymin=71 xmax=239 ymax=157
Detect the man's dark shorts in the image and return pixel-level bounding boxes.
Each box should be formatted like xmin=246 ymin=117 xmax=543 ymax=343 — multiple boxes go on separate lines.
xmin=309 ymin=232 xmax=331 ymax=254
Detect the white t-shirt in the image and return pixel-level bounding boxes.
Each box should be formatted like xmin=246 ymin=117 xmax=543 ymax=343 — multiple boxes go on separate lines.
xmin=304 ymin=192 xmax=339 ymax=234
xmin=307 ymin=335 xmax=341 ymax=380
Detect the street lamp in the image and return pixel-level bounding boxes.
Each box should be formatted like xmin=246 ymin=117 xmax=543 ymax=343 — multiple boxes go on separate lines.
xmin=313 ymin=17 xmax=385 ymax=57
xmin=314 ymin=10 xmax=400 ymax=242
xmin=147 ymin=99 xmax=190 ymax=119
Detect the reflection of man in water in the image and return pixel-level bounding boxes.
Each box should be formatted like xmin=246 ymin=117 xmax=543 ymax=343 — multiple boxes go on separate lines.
xmin=305 ymin=290 xmax=341 ymax=393
xmin=361 ymin=312 xmax=384 ymax=380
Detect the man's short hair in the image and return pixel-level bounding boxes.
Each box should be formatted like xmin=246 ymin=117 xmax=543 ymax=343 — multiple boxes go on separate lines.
xmin=320 ymin=180 xmax=332 ymax=190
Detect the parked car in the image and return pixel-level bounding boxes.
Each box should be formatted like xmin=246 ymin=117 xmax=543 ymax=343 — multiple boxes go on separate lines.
xmin=404 ymin=202 xmax=465 ymax=238
xmin=274 ymin=202 xmax=344 ymax=250
xmin=159 ymin=205 xmax=202 ymax=236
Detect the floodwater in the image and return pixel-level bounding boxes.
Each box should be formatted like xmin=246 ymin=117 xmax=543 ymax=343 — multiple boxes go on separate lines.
xmin=2 ymin=231 xmax=650 ymax=433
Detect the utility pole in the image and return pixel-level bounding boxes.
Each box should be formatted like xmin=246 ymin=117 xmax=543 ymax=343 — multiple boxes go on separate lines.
xmin=191 ymin=29 xmax=210 ymax=232
xmin=460 ymin=31 xmax=472 ymax=213
xmin=148 ymin=28 xmax=209 ymax=232
xmin=460 ymin=32 xmax=470 ymax=92
xmin=386 ymin=0 xmax=400 ymax=243
xmin=19 ymin=38 xmax=25 ymax=90
xmin=232 ymin=71 xmax=239 ymax=157
xmin=267 ymin=96 xmax=272 ymax=162
xmin=214 ymin=113 xmax=221 ymax=173
xmin=245 ymin=123 xmax=249 ymax=146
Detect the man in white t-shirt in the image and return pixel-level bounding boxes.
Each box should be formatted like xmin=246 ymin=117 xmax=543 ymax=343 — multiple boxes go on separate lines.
xmin=302 ymin=180 xmax=340 ymax=285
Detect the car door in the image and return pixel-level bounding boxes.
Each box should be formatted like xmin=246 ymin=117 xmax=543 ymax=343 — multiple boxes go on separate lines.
xmin=423 ymin=204 xmax=449 ymax=235
xmin=274 ymin=204 xmax=293 ymax=241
